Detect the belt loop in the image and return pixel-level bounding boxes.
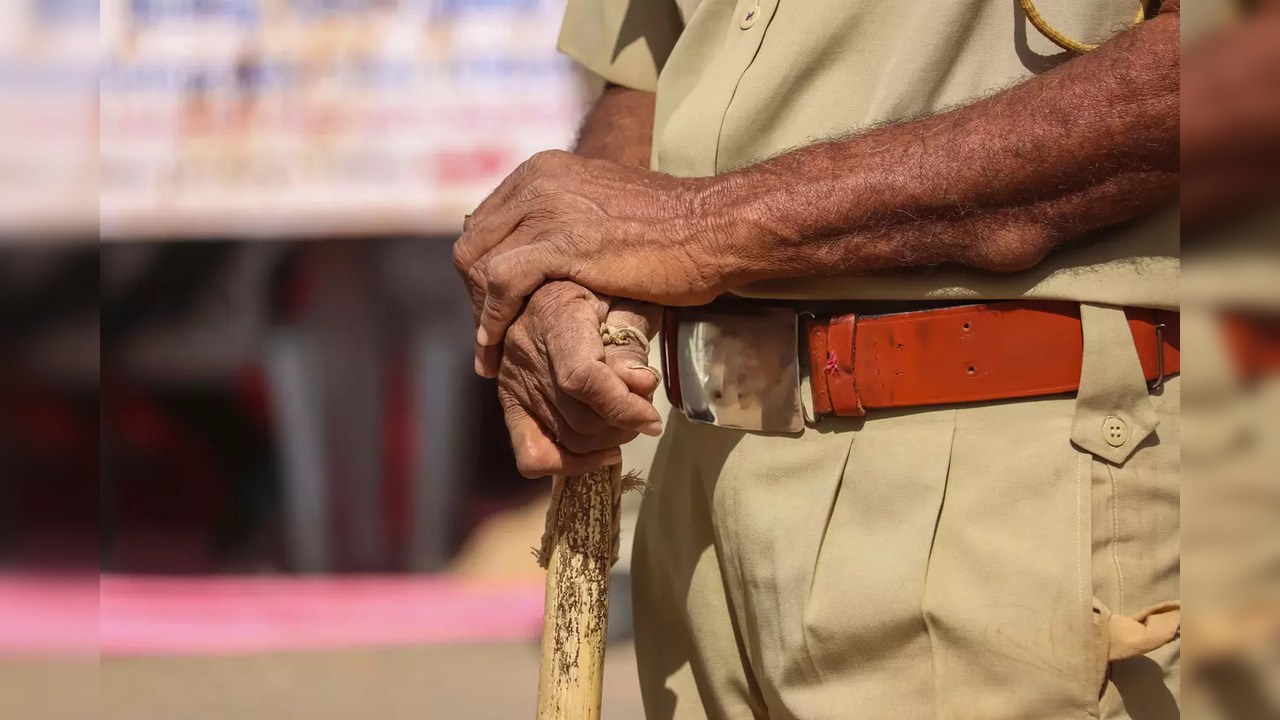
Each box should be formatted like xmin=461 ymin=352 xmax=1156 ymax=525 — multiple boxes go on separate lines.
xmin=825 ymin=313 xmax=866 ymax=417
xmin=804 ymin=314 xmax=835 ymax=416
xmin=1071 ymin=303 xmax=1159 ymax=465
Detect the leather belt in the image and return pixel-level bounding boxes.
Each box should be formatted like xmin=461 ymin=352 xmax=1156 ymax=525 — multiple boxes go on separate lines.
xmin=661 ymin=300 xmax=1181 ymax=421
xmin=802 ymin=300 xmax=1179 ymax=418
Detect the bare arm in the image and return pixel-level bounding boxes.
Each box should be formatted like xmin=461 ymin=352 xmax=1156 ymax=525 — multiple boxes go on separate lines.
xmin=574 ymin=84 xmax=657 ymax=167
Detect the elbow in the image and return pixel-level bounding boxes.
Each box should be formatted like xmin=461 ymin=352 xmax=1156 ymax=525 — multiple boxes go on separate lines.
xmin=963 ymin=222 xmax=1059 ymax=273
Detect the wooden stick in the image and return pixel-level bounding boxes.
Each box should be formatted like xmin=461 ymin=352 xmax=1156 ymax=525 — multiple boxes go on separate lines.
xmin=536 ymin=465 xmax=619 ymax=720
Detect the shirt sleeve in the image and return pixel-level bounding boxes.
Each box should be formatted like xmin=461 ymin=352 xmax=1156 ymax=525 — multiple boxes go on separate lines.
xmin=556 ymin=0 xmax=684 ymax=92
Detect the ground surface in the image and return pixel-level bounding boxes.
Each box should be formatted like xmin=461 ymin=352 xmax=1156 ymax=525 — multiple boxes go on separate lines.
xmin=97 ymin=641 xmax=646 ymax=720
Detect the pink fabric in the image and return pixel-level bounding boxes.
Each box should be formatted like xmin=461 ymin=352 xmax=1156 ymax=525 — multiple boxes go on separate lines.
xmin=0 ymin=575 xmax=546 ymax=656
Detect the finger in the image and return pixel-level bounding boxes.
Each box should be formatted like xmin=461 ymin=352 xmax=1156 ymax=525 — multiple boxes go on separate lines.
xmin=604 ymin=349 xmax=662 ymax=399
xmin=557 ymin=360 xmax=663 ymax=436
xmin=457 ymin=202 xmax=527 ymax=281
xmin=557 ymin=426 xmax=641 ymax=455
xmin=536 ymin=298 xmax=615 ymax=435
xmin=605 ymin=299 xmax=663 ymax=336
xmin=602 ymin=333 xmax=660 ymax=397
xmin=556 ymin=393 xmax=613 ymax=436
xmin=474 ymin=340 xmax=502 ymax=378
xmin=506 ymin=408 xmax=621 ymax=479
xmin=541 ymin=310 xmax=661 ymax=434
xmin=461 ymin=223 xmax=539 ymax=330
xmin=557 ymin=445 xmax=624 ymax=476
xmin=477 ymin=243 xmax=567 ymax=349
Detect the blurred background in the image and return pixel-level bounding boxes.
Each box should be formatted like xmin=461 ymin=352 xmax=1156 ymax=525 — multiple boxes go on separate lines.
xmin=1 ymin=1 xmax=651 ymax=717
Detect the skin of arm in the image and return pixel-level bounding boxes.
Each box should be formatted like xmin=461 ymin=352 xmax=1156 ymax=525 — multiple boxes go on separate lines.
xmin=455 ymin=3 xmax=1181 ymax=355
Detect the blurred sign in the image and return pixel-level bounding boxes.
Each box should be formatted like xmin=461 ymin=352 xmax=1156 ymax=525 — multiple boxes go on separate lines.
xmin=0 ymin=1 xmax=99 ymax=238
xmin=89 ymin=0 xmax=578 ymax=239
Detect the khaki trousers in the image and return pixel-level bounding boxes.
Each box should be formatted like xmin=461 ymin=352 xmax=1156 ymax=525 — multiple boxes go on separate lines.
xmin=632 ymin=304 xmax=1180 ymax=720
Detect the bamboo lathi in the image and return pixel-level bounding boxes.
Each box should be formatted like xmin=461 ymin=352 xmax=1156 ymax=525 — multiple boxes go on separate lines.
xmin=535 ymin=465 xmax=627 ymax=720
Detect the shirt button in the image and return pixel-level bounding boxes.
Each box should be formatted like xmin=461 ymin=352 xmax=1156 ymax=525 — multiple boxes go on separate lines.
xmin=740 ymin=4 xmax=760 ymax=29
xmin=1102 ymin=416 xmax=1130 ymax=447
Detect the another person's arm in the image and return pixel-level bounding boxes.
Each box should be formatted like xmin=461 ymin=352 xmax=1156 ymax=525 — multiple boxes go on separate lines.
xmin=457 ymin=3 xmax=1181 ymax=353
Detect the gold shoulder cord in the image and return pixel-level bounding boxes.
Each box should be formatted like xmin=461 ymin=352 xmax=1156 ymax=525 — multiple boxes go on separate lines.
xmin=1020 ymin=0 xmax=1149 ymax=53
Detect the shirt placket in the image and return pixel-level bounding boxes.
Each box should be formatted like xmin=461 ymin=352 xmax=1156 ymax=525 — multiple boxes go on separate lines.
xmin=655 ymin=0 xmax=777 ymax=178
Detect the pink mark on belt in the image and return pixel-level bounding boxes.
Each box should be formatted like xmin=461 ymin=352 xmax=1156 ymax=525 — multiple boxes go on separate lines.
xmin=825 ymin=351 xmax=839 ymax=374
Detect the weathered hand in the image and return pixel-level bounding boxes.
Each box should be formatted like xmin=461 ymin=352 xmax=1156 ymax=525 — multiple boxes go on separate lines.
xmin=454 ymin=150 xmax=736 ymax=367
xmin=499 ymin=281 xmax=663 ymax=479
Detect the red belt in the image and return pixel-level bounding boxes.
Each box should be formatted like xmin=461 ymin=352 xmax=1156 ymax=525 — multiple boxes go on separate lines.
xmin=661 ymin=300 xmax=1182 ymax=419
xmin=803 ymin=301 xmax=1179 ymax=418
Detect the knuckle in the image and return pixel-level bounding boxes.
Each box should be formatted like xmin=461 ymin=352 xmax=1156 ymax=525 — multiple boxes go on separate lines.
xmin=452 ymin=242 xmax=470 ymax=274
xmin=520 ymin=178 xmax=552 ymax=204
xmin=515 ymin=445 xmax=553 ymax=479
xmin=480 ymin=298 xmax=509 ymax=328
xmin=531 ymin=149 xmax=566 ymax=167
xmin=484 ymin=258 xmax=511 ymax=295
xmin=523 ymin=151 xmax=557 ymax=178
xmin=502 ymin=320 xmax=531 ymax=351
xmin=520 ymin=154 xmax=543 ymax=174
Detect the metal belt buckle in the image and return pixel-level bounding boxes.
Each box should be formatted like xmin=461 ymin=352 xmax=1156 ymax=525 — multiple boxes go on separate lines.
xmin=670 ymin=306 xmax=803 ymax=433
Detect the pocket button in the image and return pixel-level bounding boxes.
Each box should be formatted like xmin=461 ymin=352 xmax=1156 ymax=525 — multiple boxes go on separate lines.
xmin=1102 ymin=416 xmax=1130 ymax=447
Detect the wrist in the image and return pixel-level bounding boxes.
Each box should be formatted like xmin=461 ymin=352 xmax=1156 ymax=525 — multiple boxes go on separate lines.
xmin=685 ymin=169 xmax=795 ymax=288
xmin=527 ymin=280 xmax=606 ymax=318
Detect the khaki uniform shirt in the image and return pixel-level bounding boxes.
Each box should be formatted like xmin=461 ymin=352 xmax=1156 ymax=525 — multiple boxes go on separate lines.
xmin=558 ymin=0 xmax=1178 ymax=309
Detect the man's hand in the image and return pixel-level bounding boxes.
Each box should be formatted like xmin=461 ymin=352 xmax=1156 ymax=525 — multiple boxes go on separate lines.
xmin=454 ymin=150 xmax=729 ymax=354
xmin=498 ymin=280 xmax=663 ymax=478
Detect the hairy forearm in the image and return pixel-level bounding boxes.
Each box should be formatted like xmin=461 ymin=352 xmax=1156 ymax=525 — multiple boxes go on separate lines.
xmin=701 ymin=6 xmax=1180 ymax=284
xmin=574 ymin=84 xmax=657 ymax=167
